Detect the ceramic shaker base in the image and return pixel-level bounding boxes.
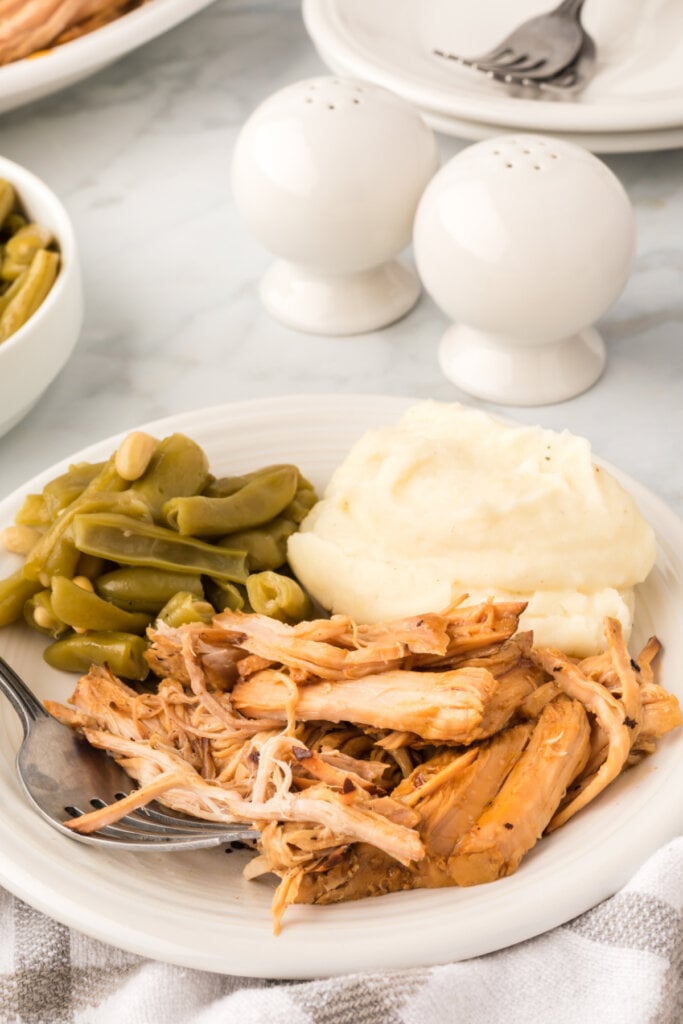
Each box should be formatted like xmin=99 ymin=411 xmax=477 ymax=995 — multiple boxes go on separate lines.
xmin=260 ymin=259 xmax=421 ymax=335
xmin=438 ymin=325 xmax=607 ymax=406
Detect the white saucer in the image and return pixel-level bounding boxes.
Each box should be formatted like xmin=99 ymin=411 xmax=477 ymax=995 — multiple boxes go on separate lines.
xmin=303 ymin=0 xmax=683 ymax=136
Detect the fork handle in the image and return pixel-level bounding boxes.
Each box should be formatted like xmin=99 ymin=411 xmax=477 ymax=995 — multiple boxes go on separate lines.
xmin=555 ymin=0 xmax=586 ymax=16
xmin=0 ymin=655 xmax=49 ymax=735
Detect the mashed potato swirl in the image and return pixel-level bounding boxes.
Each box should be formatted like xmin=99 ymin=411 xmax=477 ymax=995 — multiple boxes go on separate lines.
xmin=287 ymin=402 xmax=656 ymax=656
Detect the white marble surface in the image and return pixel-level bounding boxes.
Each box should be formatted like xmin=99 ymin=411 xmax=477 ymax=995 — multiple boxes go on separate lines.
xmin=0 ymin=0 xmax=682 ymax=518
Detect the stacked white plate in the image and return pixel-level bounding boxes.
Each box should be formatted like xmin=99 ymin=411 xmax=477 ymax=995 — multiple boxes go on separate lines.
xmin=303 ymin=0 xmax=683 ymax=153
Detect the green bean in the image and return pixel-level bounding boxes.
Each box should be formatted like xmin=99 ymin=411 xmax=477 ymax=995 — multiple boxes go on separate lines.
xmin=0 ymin=270 xmax=28 ymax=316
xmin=283 ymin=473 xmax=318 ymax=524
xmin=43 ymin=632 xmax=150 ymax=681
xmin=50 ymin=575 xmax=151 ymax=634
xmin=21 ymin=453 xmax=141 ymax=581
xmin=5 ymin=223 xmax=53 ymax=266
xmin=157 ymin=591 xmax=215 ymax=628
xmin=202 ymin=475 xmax=248 ymax=498
xmin=218 ymin=515 xmax=296 ymax=571
xmin=73 ymin=513 xmax=249 ymax=582
xmin=211 ymin=467 xmax=316 ymax=523
xmin=74 ymin=553 xmax=107 ymax=581
xmin=0 ymin=180 xmax=15 ymax=228
xmin=203 ymin=464 xmax=287 ymax=499
xmin=131 ymin=433 xmax=209 ymax=520
xmin=23 ymin=488 xmax=151 ymax=584
xmin=246 ymin=571 xmax=312 ymax=624
xmin=163 ymin=466 xmax=298 ymax=537
xmin=0 ymin=569 xmax=41 ymax=627
xmin=43 ymin=461 xmax=107 ymax=519
xmin=204 ymin=578 xmax=245 ymax=612
xmin=2 ymin=213 xmax=26 ymax=236
xmin=0 ymin=259 xmax=27 ymax=283
xmin=14 ymin=493 xmax=50 ymax=528
xmin=95 ymin=567 xmax=204 ymax=613
xmin=23 ymin=589 xmax=68 ymax=638
xmin=0 ymin=249 xmax=59 ymax=342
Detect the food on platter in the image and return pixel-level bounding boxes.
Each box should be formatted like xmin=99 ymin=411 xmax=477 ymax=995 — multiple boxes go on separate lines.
xmin=0 ymin=430 xmax=317 ymax=677
xmin=288 ymin=402 xmax=657 ymax=657
xmin=46 ymin=600 xmax=681 ymax=931
xmin=0 ymin=1 xmax=147 ymax=66
xmin=0 ymin=178 xmax=60 ymax=343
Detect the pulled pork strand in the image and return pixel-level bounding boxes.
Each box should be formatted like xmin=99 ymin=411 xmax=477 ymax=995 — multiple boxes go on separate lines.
xmin=45 ymin=602 xmax=680 ymax=931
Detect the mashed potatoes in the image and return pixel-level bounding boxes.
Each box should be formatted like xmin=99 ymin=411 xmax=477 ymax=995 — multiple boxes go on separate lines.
xmin=287 ymin=402 xmax=656 ymax=656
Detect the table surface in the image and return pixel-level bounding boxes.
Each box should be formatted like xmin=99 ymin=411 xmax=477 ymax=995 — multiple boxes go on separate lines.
xmin=0 ymin=0 xmax=681 ymax=517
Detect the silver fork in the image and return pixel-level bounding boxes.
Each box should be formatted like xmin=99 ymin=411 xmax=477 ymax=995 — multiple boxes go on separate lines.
xmin=434 ymin=0 xmax=589 ymax=84
xmin=0 ymin=655 xmax=258 ymax=850
xmin=479 ymin=29 xmax=596 ymax=97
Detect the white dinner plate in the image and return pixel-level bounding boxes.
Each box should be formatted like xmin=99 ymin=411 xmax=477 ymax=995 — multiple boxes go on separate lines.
xmin=0 ymin=0 xmax=218 ymax=116
xmin=0 ymin=394 xmax=682 ymax=979
xmin=419 ymin=108 xmax=683 ymax=155
xmin=312 ymin=34 xmax=683 ymax=155
xmin=303 ymin=0 xmax=683 ymax=135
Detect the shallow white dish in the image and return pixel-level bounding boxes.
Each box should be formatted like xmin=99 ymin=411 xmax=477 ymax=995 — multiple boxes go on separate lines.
xmin=0 ymin=394 xmax=682 ymax=979
xmin=0 ymin=0 xmax=217 ymax=115
xmin=303 ymin=0 xmax=683 ymax=136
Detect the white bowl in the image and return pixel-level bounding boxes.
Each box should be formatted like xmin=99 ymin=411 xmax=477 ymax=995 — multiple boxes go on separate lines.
xmin=0 ymin=156 xmax=83 ymax=439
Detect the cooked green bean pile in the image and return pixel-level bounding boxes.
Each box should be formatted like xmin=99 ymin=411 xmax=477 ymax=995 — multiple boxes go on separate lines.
xmin=0 ymin=179 xmax=60 ymax=344
xmin=0 ymin=430 xmax=317 ymax=679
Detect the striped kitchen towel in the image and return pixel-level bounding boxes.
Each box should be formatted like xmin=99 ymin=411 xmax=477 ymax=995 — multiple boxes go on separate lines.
xmin=1 ymin=836 xmax=681 ymax=1024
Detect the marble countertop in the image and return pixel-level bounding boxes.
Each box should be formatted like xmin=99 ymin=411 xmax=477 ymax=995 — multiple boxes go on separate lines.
xmin=0 ymin=0 xmax=682 ymax=516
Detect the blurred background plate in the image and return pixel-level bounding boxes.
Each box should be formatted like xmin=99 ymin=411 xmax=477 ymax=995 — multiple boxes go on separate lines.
xmin=303 ymin=0 xmax=683 ymax=139
xmin=416 ymin=108 xmax=683 ymax=155
xmin=0 ymin=0 xmax=218 ymax=116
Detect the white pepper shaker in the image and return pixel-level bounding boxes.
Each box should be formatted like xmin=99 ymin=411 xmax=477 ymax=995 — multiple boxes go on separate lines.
xmin=413 ymin=134 xmax=635 ymax=405
xmin=231 ymin=77 xmax=439 ymax=335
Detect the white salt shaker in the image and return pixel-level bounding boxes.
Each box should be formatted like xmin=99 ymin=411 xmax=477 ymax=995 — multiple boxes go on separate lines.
xmin=413 ymin=135 xmax=635 ymax=405
xmin=231 ymin=77 xmax=439 ymax=335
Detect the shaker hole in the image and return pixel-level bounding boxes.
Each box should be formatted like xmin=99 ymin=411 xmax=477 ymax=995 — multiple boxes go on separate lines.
xmin=328 ymin=104 xmax=336 ymax=110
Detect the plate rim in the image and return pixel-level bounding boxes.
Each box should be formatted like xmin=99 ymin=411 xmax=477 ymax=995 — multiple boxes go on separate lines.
xmin=418 ymin=106 xmax=683 ymax=154
xmin=0 ymin=392 xmax=682 ymax=978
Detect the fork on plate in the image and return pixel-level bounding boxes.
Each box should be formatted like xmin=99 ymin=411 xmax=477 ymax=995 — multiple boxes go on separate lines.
xmin=0 ymin=655 xmax=258 ymax=850
xmin=434 ymin=0 xmax=593 ymax=92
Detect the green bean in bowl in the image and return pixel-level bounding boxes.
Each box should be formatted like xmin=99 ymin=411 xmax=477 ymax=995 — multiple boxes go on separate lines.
xmin=0 ymin=430 xmax=318 ymax=680
xmin=0 ymin=178 xmax=60 ymax=344
xmin=0 ymin=155 xmax=83 ymax=439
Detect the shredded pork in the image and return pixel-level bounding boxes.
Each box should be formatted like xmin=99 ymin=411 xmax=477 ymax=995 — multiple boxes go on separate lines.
xmin=0 ymin=0 xmax=146 ymax=65
xmin=45 ymin=601 xmax=682 ymax=932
